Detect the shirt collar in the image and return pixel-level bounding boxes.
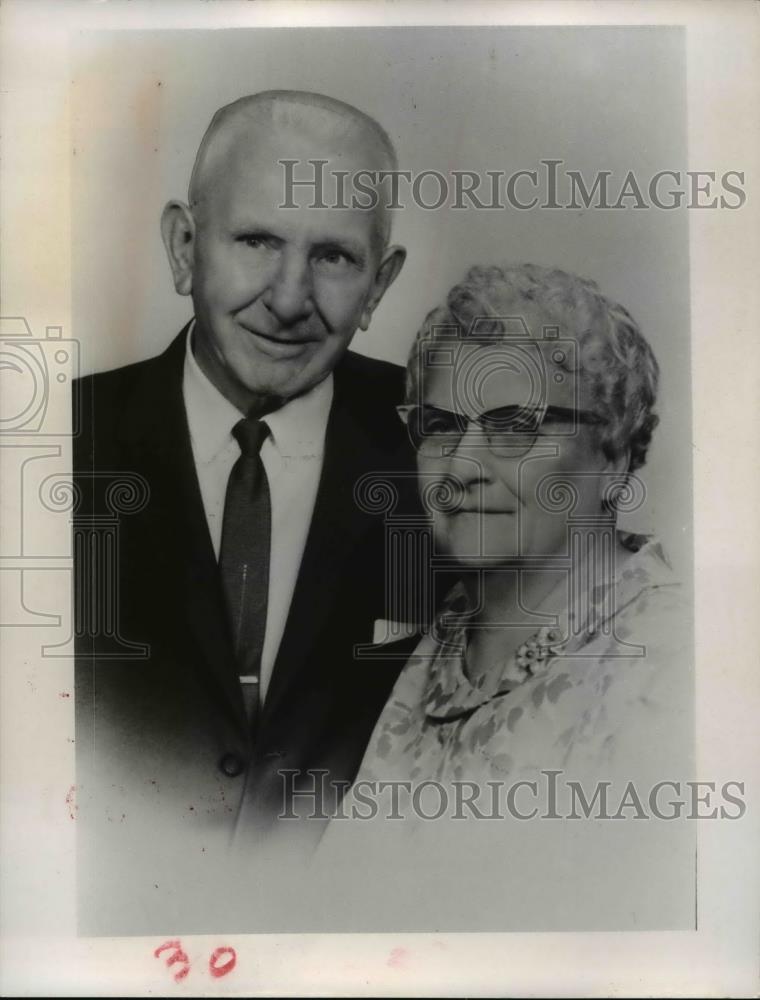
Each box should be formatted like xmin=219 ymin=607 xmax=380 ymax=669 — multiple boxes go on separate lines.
xmin=264 ymin=369 xmax=333 ymax=459
xmin=182 ymin=320 xmax=334 ymax=463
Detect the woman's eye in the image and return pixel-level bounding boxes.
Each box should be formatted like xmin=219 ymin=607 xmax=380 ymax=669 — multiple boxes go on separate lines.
xmin=423 ymin=416 xmax=457 ymax=434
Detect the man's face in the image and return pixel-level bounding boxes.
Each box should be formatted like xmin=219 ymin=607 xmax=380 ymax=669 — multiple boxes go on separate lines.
xmin=180 ymin=124 xmax=400 ymax=408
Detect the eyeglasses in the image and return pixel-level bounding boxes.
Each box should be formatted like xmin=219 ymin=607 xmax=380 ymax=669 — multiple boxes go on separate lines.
xmin=397 ymin=403 xmax=605 ymax=458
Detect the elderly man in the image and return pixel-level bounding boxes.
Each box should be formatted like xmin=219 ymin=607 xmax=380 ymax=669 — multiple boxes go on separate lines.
xmin=74 ymin=92 xmax=418 ymax=920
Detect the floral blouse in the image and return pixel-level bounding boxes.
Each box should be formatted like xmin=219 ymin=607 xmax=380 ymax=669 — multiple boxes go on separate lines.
xmin=355 ymin=532 xmax=693 ymax=790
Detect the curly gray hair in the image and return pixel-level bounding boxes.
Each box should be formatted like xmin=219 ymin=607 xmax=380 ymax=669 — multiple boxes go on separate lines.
xmin=406 ymin=263 xmax=660 ymax=473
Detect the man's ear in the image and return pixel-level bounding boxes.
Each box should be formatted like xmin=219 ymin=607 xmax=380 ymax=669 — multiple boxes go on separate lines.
xmin=359 ymin=244 xmax=407 ymax=332
xmin=160 ymin=200 xmax=196 ymax=296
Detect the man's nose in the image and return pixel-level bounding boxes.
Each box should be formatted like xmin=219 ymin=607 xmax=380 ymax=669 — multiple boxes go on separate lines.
xmin=264 ymin=249 xmax=314 ymax=326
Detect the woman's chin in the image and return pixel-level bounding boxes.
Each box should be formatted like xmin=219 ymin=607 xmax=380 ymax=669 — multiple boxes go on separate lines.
xmin=434 ymin=512 xmax=520 ymax=564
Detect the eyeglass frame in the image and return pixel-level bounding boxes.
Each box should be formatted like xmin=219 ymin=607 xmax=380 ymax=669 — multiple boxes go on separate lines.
xmin=396 ymin=402 xmax=607 ymax=458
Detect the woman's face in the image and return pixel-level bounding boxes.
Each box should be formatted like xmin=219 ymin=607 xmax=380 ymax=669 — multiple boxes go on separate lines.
xmin=416 ymin=342 xmax=616 ymax=566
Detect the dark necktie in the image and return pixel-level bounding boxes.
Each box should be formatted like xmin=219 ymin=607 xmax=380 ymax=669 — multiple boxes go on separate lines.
xmin=219 ymin=417 xmax=271 ymax=727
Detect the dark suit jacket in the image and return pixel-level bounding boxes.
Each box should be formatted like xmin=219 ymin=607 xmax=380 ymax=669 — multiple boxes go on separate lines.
xmin=73 ymin=327 xmax=424 ymax=928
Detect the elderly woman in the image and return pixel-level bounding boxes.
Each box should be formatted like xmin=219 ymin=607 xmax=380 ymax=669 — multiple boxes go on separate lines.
xmin=306 ymin=263 xmax=693 ymax=932
xmin=354 ymin=263 xmax=690 ymax=791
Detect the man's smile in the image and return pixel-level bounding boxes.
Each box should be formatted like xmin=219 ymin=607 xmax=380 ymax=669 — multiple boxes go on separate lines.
xmin=238 ymin=323 xmax=320 ymax=359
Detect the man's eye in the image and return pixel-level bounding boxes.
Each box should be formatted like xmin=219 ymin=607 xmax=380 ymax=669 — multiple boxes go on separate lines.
xmin=237 ymin=234 xmax=276 ymax=250
xmin=313 ymin=248 xmax=357 ymax=270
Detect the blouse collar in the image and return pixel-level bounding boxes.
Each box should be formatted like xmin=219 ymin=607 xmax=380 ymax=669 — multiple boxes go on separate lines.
xmin=422 ymin=532 xmax=677 ymax=722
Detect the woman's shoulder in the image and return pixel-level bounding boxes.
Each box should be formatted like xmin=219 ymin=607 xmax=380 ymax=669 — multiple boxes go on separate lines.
xmin=619 ymin=529 xmax=689 ymax=585
xmin=617 ymin=530 xmax=678 ymax=581
xmin=610 ymin=531 xmax=687 ymax=620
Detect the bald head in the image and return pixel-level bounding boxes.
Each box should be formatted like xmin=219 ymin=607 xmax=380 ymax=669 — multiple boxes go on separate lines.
xmin=188 ymin=90 xmax=398 ymax=250
xmin=160 ymin=89 xmax=406 ymax=411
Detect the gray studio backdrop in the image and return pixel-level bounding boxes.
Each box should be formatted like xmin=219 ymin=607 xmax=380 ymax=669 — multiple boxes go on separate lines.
xmin=72 ymin=25 xmax=691 ymax=574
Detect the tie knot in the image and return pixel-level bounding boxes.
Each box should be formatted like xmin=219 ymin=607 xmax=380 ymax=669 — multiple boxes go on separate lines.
xmin=232 ymin=418 xmax=269 ymax=457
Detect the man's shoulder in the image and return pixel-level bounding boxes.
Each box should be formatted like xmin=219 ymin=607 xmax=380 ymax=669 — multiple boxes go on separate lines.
xmin=328 ymin=350 xmax=412 ymax=462
xmin=74 ymin=331 xmax=185 ymax=424
xmin=74 ymin=356 xmax=160 ymax=453
xmin=341 ymin=350 xmax=404 ymax=376
xmin=338 ymin=350 xmax=406 ymax=403
xmin=72 ymin=333 xmax=188 ymax=467
xmin=75 ymin=353 xmax=160 ymax=400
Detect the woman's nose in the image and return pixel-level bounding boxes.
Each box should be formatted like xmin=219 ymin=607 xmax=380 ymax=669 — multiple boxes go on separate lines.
xmin=449 ymin=419 xmax=487 ymax=458
xmin=446 ymin=420 xmax=492 ymax=481
xmin=264 ymin=250 xmax=314 ymax=326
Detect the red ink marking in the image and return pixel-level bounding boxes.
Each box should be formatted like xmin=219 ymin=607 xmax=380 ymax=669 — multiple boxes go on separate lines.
xmin=65 ymin=785 xmax=77 ymax=820
xmin=388 ymin=947 xmax=408 ymax=968
xmin=209 ymin=946 xmax=236 ymax=978
xmin=154 ymin=939 xmax=191 ymax=982
xmin=59 ymin=691 xmax=70 ymax=698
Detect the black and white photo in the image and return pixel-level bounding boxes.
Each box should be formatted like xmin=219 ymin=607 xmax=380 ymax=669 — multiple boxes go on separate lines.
xmin=0 ymin=2 xmax=757 ymax=995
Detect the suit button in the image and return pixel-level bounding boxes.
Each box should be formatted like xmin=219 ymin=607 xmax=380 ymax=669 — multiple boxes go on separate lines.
xmin=219 ymin=752 xmax=245 ymax=777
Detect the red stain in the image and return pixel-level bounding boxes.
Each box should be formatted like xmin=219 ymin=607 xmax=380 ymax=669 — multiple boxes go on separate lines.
xmin=388 ymin=947 xmax=408 ymax=969
xmin=59 ymin=691 xmax=71 ymax=698
xmin=154 ymin=939 xmax=191 ymax=982
xmin=209 ymin=946 xmax=236 ymax=979
xmin=65 ymin=785 xmax=77 ymax=820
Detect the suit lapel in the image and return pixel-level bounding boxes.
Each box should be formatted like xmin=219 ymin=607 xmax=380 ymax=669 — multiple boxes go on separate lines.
xmin=116 ymin=327 xmax=247 ymax=730
xmin=114 ymin=338 xmax=407 ymax=739
xmin=261 ymin=356 xmax=392 ymax=723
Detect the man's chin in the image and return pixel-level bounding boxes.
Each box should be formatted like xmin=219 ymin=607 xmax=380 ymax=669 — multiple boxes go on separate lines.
xmin=238 ymin=363 xmax=327 ymax=407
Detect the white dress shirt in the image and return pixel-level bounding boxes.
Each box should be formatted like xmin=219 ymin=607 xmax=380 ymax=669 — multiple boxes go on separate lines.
xmin=182 ymin=324 xmax=333 ymax=701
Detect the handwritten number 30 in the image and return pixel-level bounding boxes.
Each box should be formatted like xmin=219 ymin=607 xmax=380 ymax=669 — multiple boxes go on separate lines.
xmin=154 ymin=940 xmax=237 ymax=982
